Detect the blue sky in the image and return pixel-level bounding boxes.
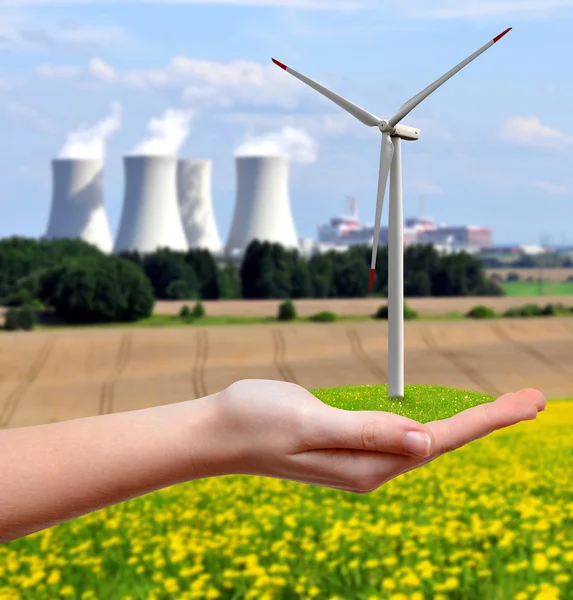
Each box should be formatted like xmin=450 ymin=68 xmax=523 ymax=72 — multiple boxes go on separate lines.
xmin=1 ymin=0 xmax=573 ymax=246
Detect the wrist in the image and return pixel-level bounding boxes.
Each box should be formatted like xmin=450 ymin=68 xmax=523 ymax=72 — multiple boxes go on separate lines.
xmin=178 ymin=389 xmax=241 ymax=480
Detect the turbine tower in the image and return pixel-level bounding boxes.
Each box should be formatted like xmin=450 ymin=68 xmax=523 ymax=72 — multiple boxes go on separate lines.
xmin=226 ymin=155 xmax=299 ymax=255
xmin=114 ymin=155 xmax=188 ymax=254
xmin=45 ymin=158 xmax=113 ymax=253
xmin=177 ymin=159 xmax=222 ymax=253
xmin=272 ymin=27 xmax=512 ymax=397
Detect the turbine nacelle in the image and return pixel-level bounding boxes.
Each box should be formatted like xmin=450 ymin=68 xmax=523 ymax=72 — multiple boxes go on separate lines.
xmin=391 ymin=123 xmax=420 ymax=141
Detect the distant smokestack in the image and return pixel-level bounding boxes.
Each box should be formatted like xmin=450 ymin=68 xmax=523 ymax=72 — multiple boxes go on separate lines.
xmin=114 ymin=155 xmax=188 ymax=254
xmin=177 ymin=159 xmax=222 ymax=253
xmin=45 ymin=158 xmax=113 ymax=253
xmin=226 ymin=155 xmax=299 ymax=254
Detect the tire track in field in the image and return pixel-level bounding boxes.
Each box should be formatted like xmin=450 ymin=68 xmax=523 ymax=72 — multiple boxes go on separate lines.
xmin=192 ymin=329 xmax=208 ymax=399
xmin=490 ymin=323 xmax=573 ymax=380
xmin=99 ymin=332 xmax=133 ymax=415
xmin=272 ymin=328 xmax=298 ymax=383
xmin=421 ymin=327 xmax=503 ymax=397
xmin=0 ymin=336 xmax=57 ymax=428
xmin=345 ymin=327 xmax=387 ymax=381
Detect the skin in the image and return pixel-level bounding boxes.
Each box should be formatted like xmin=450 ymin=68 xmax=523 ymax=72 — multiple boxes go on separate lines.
xmin=0 ymin=379 xmax=545 ymax=544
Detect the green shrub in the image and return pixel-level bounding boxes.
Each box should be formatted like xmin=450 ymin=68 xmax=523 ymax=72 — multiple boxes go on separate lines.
xmin=277 ymin=300 xmax=297 ymax=321
xmin=374 ymin=303 xmax=418 ymax=320
xmin=3 ymin=306 xmax=36 ymax=331
xmin=520 ymin=304 xmax=544 ymax=317
xmin=179 ymin=305 xmax=192 ymax=320
xmin=193 ymin=301 xmax=205 ymax=319
xmin=542 ymin=303 xmax=560 ymax=316
xmin=506 ymin=272 xmax=520 ymax=282
xmin=45 ymin=256 xmax=155 ymax=324
xmin=404 ymin=304 xmax=419 ymax=321
xmin=503 ymin=304 xmax=544 ymax=318
xmin=466 ymin=305 xmax=497 ymax=319
xmin=309 ymin=311 xmax=337 ymax=322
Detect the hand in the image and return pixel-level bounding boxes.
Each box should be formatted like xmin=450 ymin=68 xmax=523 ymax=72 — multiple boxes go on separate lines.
xmin=208 ymin=380 xmax=546 ymax=493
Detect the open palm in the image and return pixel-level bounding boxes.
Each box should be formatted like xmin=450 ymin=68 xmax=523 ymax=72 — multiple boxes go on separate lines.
xmin=210 ymin=380 xmax=546 ymax=494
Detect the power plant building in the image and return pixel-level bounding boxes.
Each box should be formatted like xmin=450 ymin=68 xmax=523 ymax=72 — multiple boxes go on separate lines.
xmin=114 ymin=155 xmax=189 ymax=254
xmin=177 ymin=159 xmax=222 ymax=254
xmin=226 ymin=155 xmax=299 ymax=255
xmin=45 ymin=158 xmax=114 ymax=253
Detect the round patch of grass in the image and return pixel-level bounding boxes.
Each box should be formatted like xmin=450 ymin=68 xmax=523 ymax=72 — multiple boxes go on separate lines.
xmin=310 ymin=383 xmax=494 ymax=423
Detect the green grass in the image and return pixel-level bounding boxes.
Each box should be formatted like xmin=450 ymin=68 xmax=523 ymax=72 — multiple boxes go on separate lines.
xmin=502 ymin=280 xmax=573 ymax=296
xmin=311 ymin=383 xmax=494 ymax=422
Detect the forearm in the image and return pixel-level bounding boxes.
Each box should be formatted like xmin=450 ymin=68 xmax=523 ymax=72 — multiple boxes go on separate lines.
xmin=0 ymin=391 xmax=225 ymax=544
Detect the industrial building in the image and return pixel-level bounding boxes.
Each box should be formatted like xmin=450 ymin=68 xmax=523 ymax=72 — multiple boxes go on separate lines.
xmin=177 ymin=159 xmax=222 ymax=254
xmin=114 ymin=155 xmax=188 ymax=254
xmin=45 ymin=158 xmax=114 ymax=254
xmin=226 ymin=155 xmax=299 ymax=256
xmin=317 ymin=199 xmax=493 ymax=253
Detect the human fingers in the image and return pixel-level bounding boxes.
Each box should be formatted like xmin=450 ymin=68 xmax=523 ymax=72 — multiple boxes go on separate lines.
xmin=425 ymin=388 xmax=545 ymax=456
xmin=293 ymin=404 xmax=436 ymax=458
xmin=287 ymin=388 xmax=545 ymax=494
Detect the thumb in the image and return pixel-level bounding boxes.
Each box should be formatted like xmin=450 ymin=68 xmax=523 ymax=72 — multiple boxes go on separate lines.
xmin=301 ymin=405 xmax=436 ymax=458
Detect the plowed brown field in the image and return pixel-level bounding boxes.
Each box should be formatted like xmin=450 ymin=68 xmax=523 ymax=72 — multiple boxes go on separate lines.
xmin=1 ymin=318 xmax=572 ymax=430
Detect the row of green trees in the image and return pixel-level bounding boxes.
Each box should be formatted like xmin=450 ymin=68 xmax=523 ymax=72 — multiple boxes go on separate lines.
xmin=239 ymin=240 xmax=502 ymax=299
xmin=0 ymin=236 xmax=503 ymax=325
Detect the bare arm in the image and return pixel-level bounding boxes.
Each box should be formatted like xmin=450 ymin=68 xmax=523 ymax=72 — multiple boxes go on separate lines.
xmin=0 ymin=393 xmax=225 ymax=544
xmin=0 ymin=380 xmax=545 ymax=545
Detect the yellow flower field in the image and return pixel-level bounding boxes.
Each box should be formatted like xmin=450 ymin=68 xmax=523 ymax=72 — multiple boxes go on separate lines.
xmin=1 ymin=401 xmax=572 ymax=600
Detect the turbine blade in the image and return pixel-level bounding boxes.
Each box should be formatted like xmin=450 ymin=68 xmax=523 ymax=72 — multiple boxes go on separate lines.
xmin=272 ymin=58 xmax=382 ymax=127
xmin=370 ymin=133 xmax=394 ymax=291
xmin=387 ymin=27 xmax=512 ymax=128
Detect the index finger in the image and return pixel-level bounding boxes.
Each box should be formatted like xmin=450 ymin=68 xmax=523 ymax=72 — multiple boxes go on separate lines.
xmin=426 ymin=388 xmax=545 ymax=455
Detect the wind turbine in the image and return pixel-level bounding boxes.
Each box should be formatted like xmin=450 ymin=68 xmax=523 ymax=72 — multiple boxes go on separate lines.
xmin=272 ymin=27 xmax=512 ymax=398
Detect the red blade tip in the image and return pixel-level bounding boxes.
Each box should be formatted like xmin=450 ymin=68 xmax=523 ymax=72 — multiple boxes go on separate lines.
xmin=493 ymin=27 xmax=512 ymax=43
xmin=272 ymin=58 xmax=287 ymax=70
xmin=369 ymin=269 xmax=375 ymax=291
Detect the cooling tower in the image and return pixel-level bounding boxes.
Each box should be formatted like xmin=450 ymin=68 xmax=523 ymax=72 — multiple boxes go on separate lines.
xmin=114 ymin=155 xmax=188 ymax=254
xmin=226 ymin=155 xmax=299 ymax=254
xmin=45 ymin=158 xmax=113 ymax=253
xmin=177 ymin=159 xmax=222 ymax=253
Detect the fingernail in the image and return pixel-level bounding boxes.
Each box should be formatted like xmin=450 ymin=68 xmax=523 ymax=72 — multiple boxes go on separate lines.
xmin=403 ymin=431 xmax=432 ymax=457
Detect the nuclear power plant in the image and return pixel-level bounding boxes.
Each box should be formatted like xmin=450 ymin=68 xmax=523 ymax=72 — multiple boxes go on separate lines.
xmin=45 ymin=158 xmax=114 ymax=254
xmin=177 ymin=159 xmax=222 ymax=254
xmin=226 ymin=155 xmax=299 ymax=254
xmin=42 ymin=149 xmax=303 ymax=257
xmin=114 ymin=155 xmax=189 ymax=254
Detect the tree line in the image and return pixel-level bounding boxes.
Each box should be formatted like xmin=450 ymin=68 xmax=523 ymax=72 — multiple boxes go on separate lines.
xmin=0 ymin=236 xmax=503 ymax=325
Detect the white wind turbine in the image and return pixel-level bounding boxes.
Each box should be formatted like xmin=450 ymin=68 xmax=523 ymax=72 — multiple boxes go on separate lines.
xmin=272 ymin=27 xmax=512 ymax=398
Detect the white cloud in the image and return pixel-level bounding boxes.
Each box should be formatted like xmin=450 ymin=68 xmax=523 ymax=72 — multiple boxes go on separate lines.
xmin=87 ymin=57 xmax=117 ymax=82
xmin=220 ymin=111 xmax=356 ymax=135
xmin=58 ymin=101 xmax=122 ymax=160
xmin=499 ymin=116 xmax=573 ymax=149
xmin=0 ymin=17 xmax=129 ymax=53
xmin=531 ymin=180 xmax=568 ymax=195
xmin=129 ymin=108 xmax=195 ymax=156
xmin=36 ymin=64 xmax=81 ymax=78
xmin=0 ymin=100 xmax=55 ymax=132
xmin=36 ymin=55 xmax=309 ymax=109
xmin=235 ymin=125 xmax=318 ymax=164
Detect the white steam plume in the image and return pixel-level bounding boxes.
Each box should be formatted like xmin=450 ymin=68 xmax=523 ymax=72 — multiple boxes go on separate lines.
xmin=235 ymin=125 xmax=317 ymax=164
xmin=129 ymin=108 xmax=195 ymax=156
xmin=58 ymin=102 xmax=122 ymax=160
